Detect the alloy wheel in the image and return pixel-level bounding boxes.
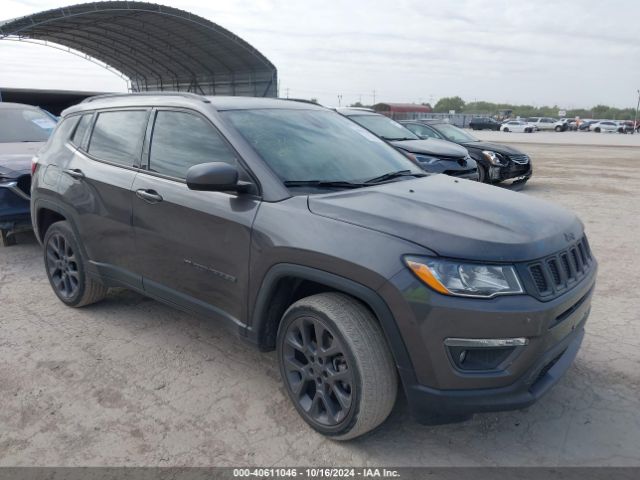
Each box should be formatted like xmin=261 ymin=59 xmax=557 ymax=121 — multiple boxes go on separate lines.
xmin=46 ymin=233 xmax=80 ymax=299
xmin=281 ymin=316 xmax=354 ymax=426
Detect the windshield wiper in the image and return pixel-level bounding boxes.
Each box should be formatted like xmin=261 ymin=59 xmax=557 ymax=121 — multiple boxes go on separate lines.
xmin=364 ymin=170 xmax=426 ymax=184
xmin=381 ymin=137 xmax=416 ymax=141
xmin=283 ymin=180 xmax=365 ymax=189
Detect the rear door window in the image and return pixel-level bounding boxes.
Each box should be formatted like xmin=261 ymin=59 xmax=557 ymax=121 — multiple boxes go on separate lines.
xmin=147 ymin=110 xmax=237 ymax=180
xmin=88 ymin=110 xmax=149 ymax=167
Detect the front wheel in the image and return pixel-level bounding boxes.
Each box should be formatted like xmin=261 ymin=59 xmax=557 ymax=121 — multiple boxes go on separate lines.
xmin=43 ymin=221 xmax=108 ymax=307
xmin=277 ymin=292 xmax=397 ymax=440
xmin=555 ymin=126 xmax=562 ymax=132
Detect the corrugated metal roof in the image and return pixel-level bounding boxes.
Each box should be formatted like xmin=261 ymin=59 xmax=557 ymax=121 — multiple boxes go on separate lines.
xmin=0 ymin=1 xmax=277 ymax=97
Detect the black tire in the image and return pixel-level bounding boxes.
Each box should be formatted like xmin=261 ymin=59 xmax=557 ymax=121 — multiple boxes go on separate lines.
xmin=594 ymin=127 xmax=601 ymax=133
xmin=503 ymin=127 xmax=509 ymax=132
xmin=277 ymin=292 xmax=397 ymax=440
xmin=555 ymin=126 xmax=562 ymax=132
xmin=43 ymin=220 xmax=108 ymax=307
xmin=1 ymin=230 xmax=17 ymax=247
xmin=477 ymin=163 xmax=488 ymax=183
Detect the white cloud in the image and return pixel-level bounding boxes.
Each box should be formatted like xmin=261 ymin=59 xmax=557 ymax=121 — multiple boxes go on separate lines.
xmin=1 ymin=0 xmax=638 ymax=107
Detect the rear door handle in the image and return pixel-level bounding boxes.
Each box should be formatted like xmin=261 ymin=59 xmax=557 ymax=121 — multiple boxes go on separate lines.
xmin=63 ymin=168 xmax=85 ymax=180
xmin=136 ymin=189 xmax=163 ymax=203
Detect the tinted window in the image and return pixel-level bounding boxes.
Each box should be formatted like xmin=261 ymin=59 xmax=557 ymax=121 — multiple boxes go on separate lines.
xmin=88 ymin=110 xmax=148 ymax=166
xmin=224 ymin=109 xmax=421 ymax=184
xmin=0 ymin=107 xmax=57 ymax=143
xmin=149 ymin=110 xmax=236 ymax=179
xmin=432 ymin=123 xmax=477 ymax=142
xmin=348 ymin=115 xmax=419 ymax=141
xmin=404 ymin=123 xmax=441 ymax=139
xmin=71 ymin=114 xmax=93 ymax=147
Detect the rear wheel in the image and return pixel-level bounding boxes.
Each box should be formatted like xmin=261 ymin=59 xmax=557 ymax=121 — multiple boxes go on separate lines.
xmin=594 ymin=127 xmax=601 ymax=133
xmin=0 ymin=230 xmax=17 ymax=247
xmin=277 ymin=292 xmax=397 ymax=440
xmin=503 ymin=127 xmax=509 ymax=132
xmin=43 ymin=221 xmax=108 ymax=307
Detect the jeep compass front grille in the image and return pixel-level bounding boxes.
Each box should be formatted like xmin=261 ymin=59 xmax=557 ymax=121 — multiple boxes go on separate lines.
xmin=525 ymin=236 xmax=594 ymax=299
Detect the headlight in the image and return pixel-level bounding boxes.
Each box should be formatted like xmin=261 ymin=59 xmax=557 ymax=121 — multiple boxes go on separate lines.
xmin=414 ymin=154 xmax=441 ymax=164
xmin=482 ymin=150 xmax=506 ymax=166
xmin=404 ymin=256 xmax=524 ymax=298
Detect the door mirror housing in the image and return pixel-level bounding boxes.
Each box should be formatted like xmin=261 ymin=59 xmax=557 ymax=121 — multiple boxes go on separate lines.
xmin=186 ymin=162 xmax=251 ymax=193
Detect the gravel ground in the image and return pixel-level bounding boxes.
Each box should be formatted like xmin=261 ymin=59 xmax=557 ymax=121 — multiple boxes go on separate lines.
xmin=0 ymin=141 xmax=639 ymax=467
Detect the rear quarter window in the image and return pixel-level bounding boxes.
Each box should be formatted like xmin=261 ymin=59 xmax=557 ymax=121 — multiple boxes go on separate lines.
xmin=71 ymin=113 xmax=94 ymax=148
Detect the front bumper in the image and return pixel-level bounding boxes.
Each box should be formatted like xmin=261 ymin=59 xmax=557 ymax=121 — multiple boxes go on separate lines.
xmin=449 ymin=169 xmax=479 ymax=181
xmin=489 ymin=161 xmax=532 ymax=182
xmin=403 ymin=324 xmax=585 ymax=423
xmin=381 ymin=260 xmax=596 ymax=423
xmin=0 ymin=182 xmax=31 ymax=231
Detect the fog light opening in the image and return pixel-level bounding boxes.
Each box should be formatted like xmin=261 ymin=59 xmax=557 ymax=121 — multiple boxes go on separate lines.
xmin=459 ymin=350 xmax=468 ymax=365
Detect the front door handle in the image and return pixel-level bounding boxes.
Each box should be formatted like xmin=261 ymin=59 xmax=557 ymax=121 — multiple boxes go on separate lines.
xmin=63 ymin=168 xmax=85 ymax=180
xmin=136 ymin=189 xmax=163 ymax=203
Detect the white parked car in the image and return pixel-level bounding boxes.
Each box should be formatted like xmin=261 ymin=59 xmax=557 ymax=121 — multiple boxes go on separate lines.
xmin=500 ymin=120 xmax=536 ymax=133
xmin=526 ymin=117 xmax=557 ymax=131
xmin=591 ymin=121 xmax=618 ymax=133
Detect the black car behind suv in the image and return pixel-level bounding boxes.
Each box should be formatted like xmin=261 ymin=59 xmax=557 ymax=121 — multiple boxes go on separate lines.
xmin=32 ymin=93 xmax=596 ymax=440
xmin=401 ymin=120 xmax=533 ymax=184
xmin=337 ymin=108 xmax=478 ymax=181
xmin=468 ymin=116 xmax=501 ymax=131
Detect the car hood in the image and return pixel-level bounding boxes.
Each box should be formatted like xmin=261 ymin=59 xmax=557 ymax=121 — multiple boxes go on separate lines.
xmin=0 ymin=142 xmax=43 ymax=176
xmin=390 ymin=138 xmax=468 ymax=158
xmin=461 ymin=141 xmax=524 ymax=155
xmin=308 ymin=175 xmax=583 ymax=262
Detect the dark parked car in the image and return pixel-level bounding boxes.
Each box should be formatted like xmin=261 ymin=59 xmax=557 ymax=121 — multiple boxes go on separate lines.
xmin=578 ymin=120 xmax=597 ymax=131
xmin=337 ymin=108 xmax=478 ymax=180
xmin=468 ymin=116 xmax=501 ymax=131
xmin=0 ymin=102 xmax=57 ymax=246
xmin=400 ymin=120 xmax=533 ymax=184
xmin=32 ymin=93 xmax=596 ymax=440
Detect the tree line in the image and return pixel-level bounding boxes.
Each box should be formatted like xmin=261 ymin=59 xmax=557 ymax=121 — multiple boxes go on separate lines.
xmin=431 ymin=96 xmax=637 ymax=120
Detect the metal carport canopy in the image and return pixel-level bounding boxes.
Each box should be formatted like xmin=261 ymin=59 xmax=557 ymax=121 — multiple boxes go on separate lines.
xmin=0 ymin=1 xmax=278 ymax=97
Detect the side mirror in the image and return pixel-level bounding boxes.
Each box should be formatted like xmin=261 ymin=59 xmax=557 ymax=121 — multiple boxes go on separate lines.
xmin=186 ymin=162 xmax=250 ymax=193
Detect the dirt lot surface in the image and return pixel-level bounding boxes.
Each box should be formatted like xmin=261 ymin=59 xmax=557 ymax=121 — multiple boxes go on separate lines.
xmin=1 ymin=141 xmax=639 ymax=466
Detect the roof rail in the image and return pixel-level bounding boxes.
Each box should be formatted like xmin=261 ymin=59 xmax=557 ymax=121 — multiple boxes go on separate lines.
xmin=81 ymin=91 xmax=210 ymax=104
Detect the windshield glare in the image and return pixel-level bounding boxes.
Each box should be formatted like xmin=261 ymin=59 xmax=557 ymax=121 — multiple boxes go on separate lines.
xmin=0 ymin=107 xmax=57 ymax=143
xmin=434 ymin=123 xmax=478 ymax=143
xmin=224 ymin=109 xmax=422 ymax=185
xmin=348 ymin=114 xmax=419 ymax=141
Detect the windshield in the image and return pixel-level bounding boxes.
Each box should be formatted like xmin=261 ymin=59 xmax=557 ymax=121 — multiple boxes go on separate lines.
xmin=0 ymin=107 xmax=57 ymax=143
xmin=223 ymin=109 xmax=422 ymax=184
xmin=348 ymin=114 xmax=419 ymax=141
xmin=433 ymin=123 xmax=478 ymax=143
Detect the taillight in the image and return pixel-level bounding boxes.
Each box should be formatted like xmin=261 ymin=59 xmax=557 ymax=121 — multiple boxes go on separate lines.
xmin=31 ymin=156 xmax=38 ymax=175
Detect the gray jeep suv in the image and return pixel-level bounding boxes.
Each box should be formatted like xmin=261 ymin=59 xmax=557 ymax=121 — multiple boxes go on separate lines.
xmin=31 ymin=93 xmax=597 ymax=440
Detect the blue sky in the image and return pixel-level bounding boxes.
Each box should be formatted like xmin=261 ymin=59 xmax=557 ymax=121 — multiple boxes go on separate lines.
xmin=1 ymin=0 xmax=639 ymax=108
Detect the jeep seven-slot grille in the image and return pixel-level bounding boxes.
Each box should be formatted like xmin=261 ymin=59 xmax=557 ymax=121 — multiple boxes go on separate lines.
xmin=526 ymin=236 xmax=593 ymax=298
